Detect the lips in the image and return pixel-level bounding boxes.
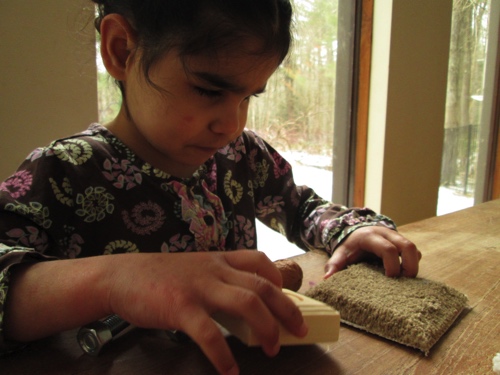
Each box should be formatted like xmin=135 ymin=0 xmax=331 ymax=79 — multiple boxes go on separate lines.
xmin=194 ymin=146 xmax=221 ymax=154
xmin=197 ymin=141 xmax=229 ymax=150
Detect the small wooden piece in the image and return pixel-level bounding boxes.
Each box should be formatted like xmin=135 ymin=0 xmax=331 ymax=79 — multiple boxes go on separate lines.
xmin=274 ymin=258 xmax=303 ymax=291
xmin=213 ymin=289 xmax=340 ymax=346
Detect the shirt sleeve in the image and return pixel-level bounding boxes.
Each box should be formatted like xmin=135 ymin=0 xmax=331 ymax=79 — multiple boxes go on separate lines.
xmin=0 ymin=244 xmax=57 ymax=352
xmin=0 ymin=148 xmax=63 ymax=352
xmin=295 ymin=191 xmax=396 ymax=253
xmin=244 ymin=130 xmax=396 ymax=255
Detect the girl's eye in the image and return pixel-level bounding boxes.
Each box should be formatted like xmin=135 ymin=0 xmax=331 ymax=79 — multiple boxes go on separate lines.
xmin=245 ymin=93 xmax=260 ymax=102
xmin=195 ymin=87 xmax=222 ymax=98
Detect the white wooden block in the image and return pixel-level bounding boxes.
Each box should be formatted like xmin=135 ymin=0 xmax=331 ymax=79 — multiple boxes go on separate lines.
xmin=213 ymin=289 xmax=340 ymax=346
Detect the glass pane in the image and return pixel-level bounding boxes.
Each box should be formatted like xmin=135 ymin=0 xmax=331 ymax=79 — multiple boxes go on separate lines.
xmin=249 ymin=0 xmax=339 ymax=260
xmin=439 ymin=0 xmax=491 ymax=215
xmin=248 ymin=0 xmax=337 ymax=200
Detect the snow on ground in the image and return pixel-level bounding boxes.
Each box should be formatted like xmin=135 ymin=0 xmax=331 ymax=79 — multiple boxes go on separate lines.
xmin=437 ymin=186 xmax=474 ymax=216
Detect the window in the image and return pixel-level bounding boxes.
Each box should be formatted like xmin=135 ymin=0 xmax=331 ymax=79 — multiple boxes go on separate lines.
xmin=439 ymin=0 xmax=499 ymax=215
xmin=250 ymin=0 xmax=346 ymax=260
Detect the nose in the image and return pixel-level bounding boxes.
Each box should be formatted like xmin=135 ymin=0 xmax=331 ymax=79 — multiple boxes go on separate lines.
xmin=209 ymin=99 xmax=248 ymax=137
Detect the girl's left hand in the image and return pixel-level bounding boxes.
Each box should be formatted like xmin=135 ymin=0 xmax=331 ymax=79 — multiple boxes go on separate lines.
xmin=324 ymin=226 xmax=421 ymax=279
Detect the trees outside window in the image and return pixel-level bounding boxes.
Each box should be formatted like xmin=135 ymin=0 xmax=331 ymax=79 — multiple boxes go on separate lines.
xmin=439 ymin=0 xmax=491 ymax=214
xmin=248 ymin=0 xmax=337 ymax=167
xmin=249 ymin=0 xmax=340 ymax=259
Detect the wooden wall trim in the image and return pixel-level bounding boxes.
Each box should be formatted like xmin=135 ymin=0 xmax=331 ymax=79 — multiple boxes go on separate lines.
xmin=353 ymin=0 xmax=374 ymax=207
xmin=493 ymin=128 xmax=500 ymax=199
xmin=491 ymin=23 xmax=500 ymax=200
xmin=492 ymin=90 xmax=500 ymax=199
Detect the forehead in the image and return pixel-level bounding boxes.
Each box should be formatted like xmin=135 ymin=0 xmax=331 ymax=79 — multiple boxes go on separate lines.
xmin=183 ymin=49 xmax=280 ymax=86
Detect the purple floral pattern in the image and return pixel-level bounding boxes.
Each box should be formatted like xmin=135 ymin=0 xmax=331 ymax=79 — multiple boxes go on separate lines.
xmin=272 ymin=152 xmax=291 ymax=179
xmin=103 ymin=158 xmax=143 ymax=190
xmin=0 ymin=170 xmax=32 ymax=199
xmin=5 ymin=226 xmax=48 ymax=253
xmin=218 ymin=137 xmax=246 ymax=162
xmin=122 ymin=201 xmax=166 ymax=235
xmin=163 ymin=234 xmax=195 ymax=253
xmin=58 ymin=226 xmax=84 ymax=258
xmin=234 ymin=215 xmax=255 ymax=248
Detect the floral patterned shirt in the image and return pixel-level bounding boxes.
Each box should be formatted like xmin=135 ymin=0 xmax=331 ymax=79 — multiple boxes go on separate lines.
xmin=0 ymin=124 xmax=395 ymax=349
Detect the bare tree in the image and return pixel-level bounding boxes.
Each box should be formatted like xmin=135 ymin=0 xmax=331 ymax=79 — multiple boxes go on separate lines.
xmin=441 ymin=0 xmax=489 ymax=191
xmin=248 ymin=0 xmax=338 ymax=160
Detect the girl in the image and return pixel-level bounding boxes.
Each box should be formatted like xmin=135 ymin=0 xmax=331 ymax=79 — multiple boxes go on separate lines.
xmin=0 ymin=1 xmax=421 ymax=374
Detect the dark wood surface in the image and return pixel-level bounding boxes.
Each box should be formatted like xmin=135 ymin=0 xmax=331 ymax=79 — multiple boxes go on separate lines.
xmin=2 ymin=200 xmax=499 ymax=374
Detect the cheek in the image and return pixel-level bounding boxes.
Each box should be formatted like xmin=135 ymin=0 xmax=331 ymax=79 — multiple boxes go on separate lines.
xmin=127 ymin=83 xmax=163 ymax=121
xmin=177 ymin=114 xmax=199 ymax=133
xmin=240 ymin=102 xmax=250 ymax=126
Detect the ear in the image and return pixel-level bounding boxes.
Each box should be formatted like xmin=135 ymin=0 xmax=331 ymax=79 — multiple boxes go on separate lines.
xmin=99 ymin=14 xmax=137 ymax=81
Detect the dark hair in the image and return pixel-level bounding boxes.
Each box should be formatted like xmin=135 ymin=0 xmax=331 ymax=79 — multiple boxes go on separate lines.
xmin=92 ymin=0 xmax=293 ymax=94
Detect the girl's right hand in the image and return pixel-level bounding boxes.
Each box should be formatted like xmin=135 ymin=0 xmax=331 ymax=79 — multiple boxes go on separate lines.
xmin=104 ymin=251 xmax=308 ymax=375
xmin=5 ymin=250 xmax=306 ymax=375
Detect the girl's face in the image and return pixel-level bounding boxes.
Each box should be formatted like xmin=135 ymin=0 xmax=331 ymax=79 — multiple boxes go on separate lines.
xmin=108 ymin=48 xmax=279 ymax=178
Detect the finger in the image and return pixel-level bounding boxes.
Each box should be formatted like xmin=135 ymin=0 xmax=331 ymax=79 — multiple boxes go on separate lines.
xmin=349 ymin=227 xmax=406 ymax=277
xmin=179 ymin=309 xmax=239 ymax=375
xmin=396 ymin=237 xmax=421 ymax=277
xmin=376 ymin=230 xmax=421 ymax=277
xmin=211 ymin=276 xmax=307 ymax=353
xmin=323 ymin=248 xmax=349 ymax=279
xmin=243 ymin=278 xmax=308 ymax=340
xmin=211 ymin=284 xmax=281 ymax=356
xmin=357 ymin=233 xmax=402 ymax=277
xmin=223 ymin=250 xmax=283 ymax=288
xmin=323 ymin=243 xmax=372 ymax=279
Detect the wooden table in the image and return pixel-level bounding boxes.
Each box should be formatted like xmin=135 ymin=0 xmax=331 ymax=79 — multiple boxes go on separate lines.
xmin=3 ymin=200 xmax=499 ymax=374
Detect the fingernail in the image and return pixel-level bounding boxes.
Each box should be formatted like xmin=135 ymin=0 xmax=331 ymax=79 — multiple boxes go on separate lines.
xmin=298 ymin=322 xmax=309 ymax=337
xmin=226 ymin=364 xmax=239 ymax=375
xmin=271 ymin=341 xmax=281 ymax=356
xmin=265 ymin=340 xmax=280 ymax=357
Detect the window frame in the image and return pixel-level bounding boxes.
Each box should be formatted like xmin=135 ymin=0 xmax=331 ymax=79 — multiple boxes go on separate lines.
xmin=332 ymin=0 xmax=372 ymax=207
xmin=476 ymin=0 xmax=500 ymax=201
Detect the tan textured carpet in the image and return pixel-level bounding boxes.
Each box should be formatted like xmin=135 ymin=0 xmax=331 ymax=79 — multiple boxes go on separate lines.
xmin=305 ymin=263 xmax=468 ymax=354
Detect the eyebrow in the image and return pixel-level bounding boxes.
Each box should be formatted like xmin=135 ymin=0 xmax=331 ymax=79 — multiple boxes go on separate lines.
xmin=192 ymin=71 xmax=267 ymax=95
